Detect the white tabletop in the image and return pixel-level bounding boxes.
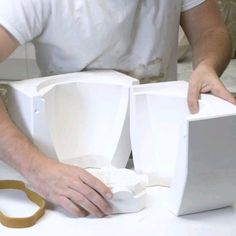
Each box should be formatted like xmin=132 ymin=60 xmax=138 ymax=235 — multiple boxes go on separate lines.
xmin=1 ymin=162 xmax=236 ymax=236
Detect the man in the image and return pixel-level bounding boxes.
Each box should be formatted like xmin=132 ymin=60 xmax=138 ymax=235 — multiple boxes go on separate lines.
xmin=0 ymin=0 xmax=235 ymax=218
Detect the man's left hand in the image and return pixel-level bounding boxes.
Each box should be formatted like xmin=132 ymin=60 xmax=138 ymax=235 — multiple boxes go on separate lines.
xmin=187 ymin=63 xmax=236 ymax=114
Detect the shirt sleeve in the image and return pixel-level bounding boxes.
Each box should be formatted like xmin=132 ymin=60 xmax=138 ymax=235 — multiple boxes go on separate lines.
xmin=0 ymin=0 xmax=51 ymax=45
xmin=182 ymin=0 xmax=206 ymax=12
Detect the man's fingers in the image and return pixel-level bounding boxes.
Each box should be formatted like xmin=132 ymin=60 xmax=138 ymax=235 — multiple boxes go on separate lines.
xmin=188 ymin=81 xmax=201 ymax=114
xmin=188 ymin=79 xmax=236 ymax=115
xmin=211 ymin=83 xmax=236 ymax=105
xmin=80 ymin=170 xmax=113 ymax=200
xmin=70 ymin=179 xmax=112 ymax=216
xmin=66 ymin=188 xmax=105 ymax=217
xmin=57 ymin=195 xmax=88 ymax=217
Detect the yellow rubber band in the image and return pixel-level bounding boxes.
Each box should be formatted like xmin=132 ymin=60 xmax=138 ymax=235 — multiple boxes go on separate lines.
xmin=0 ymin=180 xmax=45 ymax=228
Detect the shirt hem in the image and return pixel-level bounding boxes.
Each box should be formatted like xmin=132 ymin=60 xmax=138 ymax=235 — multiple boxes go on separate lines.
xmin=182 ymin=0 xmax=206 ymax=12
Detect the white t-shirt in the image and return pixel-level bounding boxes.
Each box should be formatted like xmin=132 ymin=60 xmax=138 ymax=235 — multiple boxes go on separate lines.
xmin=0 ymin=0 xmax=205 ymax=82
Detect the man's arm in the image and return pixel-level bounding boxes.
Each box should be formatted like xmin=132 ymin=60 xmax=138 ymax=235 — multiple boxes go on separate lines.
xmin=0 ymin=26 xmax=112 ymax=217
xmin=0 ymin=26 xmax=19 ymax=62
xmin=180 ymin=0 xmax=236 ymax=113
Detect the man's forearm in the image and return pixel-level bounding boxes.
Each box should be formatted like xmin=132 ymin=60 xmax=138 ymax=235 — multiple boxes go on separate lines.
xmin=0 ymin=97 xmax=45 ymax=178
xmin=191 ymin=26 xmax=232 ymax=76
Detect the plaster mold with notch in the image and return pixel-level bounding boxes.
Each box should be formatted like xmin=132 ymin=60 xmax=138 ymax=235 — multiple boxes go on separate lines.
xmin=130 ymin=81 xmax=236 ymax=215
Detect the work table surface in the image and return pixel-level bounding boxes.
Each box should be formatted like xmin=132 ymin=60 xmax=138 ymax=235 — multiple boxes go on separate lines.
xmin=1 ymin=162 xmax=236 ymax=236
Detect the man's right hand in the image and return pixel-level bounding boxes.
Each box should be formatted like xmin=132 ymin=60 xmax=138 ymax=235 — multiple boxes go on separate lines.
xmin=26 ymin=157 xmax=113 ymax=217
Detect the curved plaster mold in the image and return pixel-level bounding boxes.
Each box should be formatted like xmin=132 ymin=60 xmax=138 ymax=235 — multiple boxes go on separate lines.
xmin=7 ymin=70 xmax=138 ymax=169
xmin=130 ymin=81 xmax=236 ymax=215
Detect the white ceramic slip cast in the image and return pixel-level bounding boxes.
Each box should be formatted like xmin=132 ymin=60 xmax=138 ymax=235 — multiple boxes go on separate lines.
xmin=87 ymin=167 xmax=147 ymax=214
xmin=6 ymin=70 xmax=147 ymax=214
xmin=130 ymin=80 xmax=236 ymax=215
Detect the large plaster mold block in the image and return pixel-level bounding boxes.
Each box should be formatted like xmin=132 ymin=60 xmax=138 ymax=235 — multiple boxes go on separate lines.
xmin=130 ymin=81 xmax=236 ymax=215
xmin=7 ymin=70 xmax=138 ymax=169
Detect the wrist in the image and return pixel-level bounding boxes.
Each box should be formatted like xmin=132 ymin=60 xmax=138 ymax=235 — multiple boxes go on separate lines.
xmin=22 ymin=149 xmax=56 ymax=184
xmin=191 ymin=60 xmax=219 ymax=83
xmin=194 ymin=60 xmax=216 ymax=73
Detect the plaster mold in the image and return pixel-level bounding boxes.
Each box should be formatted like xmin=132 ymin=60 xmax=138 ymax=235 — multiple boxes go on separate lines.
xmin=87 ymin=167 xmax=147 ymax=214
xmin=130 ymin=81 xmax=236 ymax=215
xmin=6 ymin=70 xmax=146 ymax=214
xmin=6 ymin=71 xmax=138 ymax=169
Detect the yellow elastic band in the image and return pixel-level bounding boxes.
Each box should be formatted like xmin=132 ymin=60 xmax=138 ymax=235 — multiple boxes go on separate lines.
xmin=0 ymin=180 xmax=45 ymax=228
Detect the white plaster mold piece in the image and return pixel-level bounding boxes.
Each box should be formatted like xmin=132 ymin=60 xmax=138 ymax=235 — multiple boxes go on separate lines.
xmin=130 ymin=81 xmax=236 ymax=215
xmin=87 ymin=167 xmax=147 ymax=214
xmin=7 ymin=70 xmax=138 ymax=169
